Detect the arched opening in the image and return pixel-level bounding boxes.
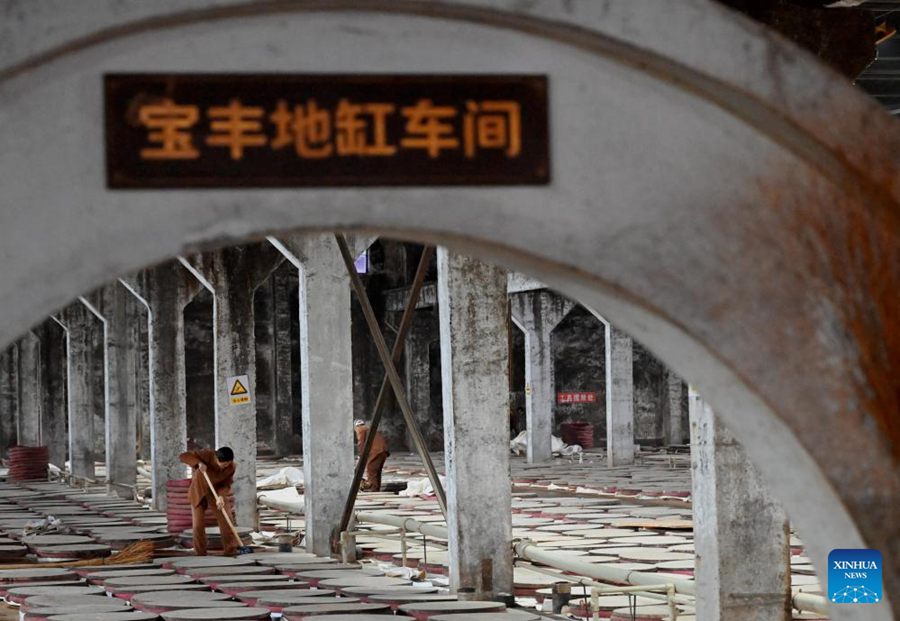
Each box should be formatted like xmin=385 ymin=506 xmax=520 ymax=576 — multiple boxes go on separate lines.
xmin=1 ymin=2 xmax=898 ymax=618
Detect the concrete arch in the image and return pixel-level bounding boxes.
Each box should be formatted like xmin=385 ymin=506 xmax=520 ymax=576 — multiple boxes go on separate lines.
xmin=1 ymin=2 xmax=898 ymax=617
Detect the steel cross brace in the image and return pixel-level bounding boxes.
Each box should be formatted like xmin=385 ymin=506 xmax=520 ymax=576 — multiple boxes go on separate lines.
xmin=334 ymin=235 xmax=447 ymax=549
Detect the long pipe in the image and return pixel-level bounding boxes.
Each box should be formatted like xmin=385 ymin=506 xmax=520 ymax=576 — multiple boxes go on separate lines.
xmin=353 ymin=511 xmax=830 ymax=616
xmin=515 ymin=539 xmax=696 ymax=596
xmin=355 ymin=511 xmax=449 ymax=541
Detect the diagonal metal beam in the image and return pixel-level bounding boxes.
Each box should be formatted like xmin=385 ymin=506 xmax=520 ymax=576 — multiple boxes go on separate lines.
xmin=334 ymin=234 xmax=448 ymax=518
xmin=335 ymin=245 xmax=437 ymax=545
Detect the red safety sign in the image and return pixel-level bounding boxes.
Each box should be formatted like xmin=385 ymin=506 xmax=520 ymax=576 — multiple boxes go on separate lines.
xmin=557 ymin=391 xmax=597 ymax=404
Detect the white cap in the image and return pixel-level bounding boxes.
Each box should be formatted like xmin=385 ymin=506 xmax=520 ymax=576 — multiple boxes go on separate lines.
xmin=354 ymin=420 xmax=366 ymax=427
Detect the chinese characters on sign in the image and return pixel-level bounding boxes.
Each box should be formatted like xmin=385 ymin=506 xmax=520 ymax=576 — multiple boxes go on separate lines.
xmin=557 ymin=391 xmax=597 ymax=405
xmin=105 ymin=75 xmax=548 ymax=187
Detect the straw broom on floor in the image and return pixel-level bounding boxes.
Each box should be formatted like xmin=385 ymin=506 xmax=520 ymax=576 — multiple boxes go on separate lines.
xmin=0 ymin=540 xmax=155 ymax=570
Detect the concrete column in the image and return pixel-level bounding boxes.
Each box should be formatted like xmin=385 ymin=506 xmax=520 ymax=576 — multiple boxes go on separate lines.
xmin=404 ymin=312 xmax=436 ymax=450
xmin=36 ymin=320 xmax=67 ymax=467
xmin=270 ymin=234 xmax=368 ymax=556
xmin=16 ymin=332 xmax=42 ymax=446
xmin=272 ymin=265 xmax=295 ymax=457
xmin=510 ymin=291 xmax=573 ymax=463
xmin=253 ymin=266 xmax=294 ymax=457
xmin=185 ymin=244 xmax=284 ymax=528
xmin=605 ymin=325 xmax=634 ymax=466
xmin=665 ymin=371 xmax=686 ymax=445
xmin=121 ymin=261 xmax=200 ymax=510
xmin=438 ymin=248 xmax=512 ymax=599
xmin=99 ymin=284 xmax=140 ymax=497
xmin=0 ymin=346 xmax=19 ymax=456
xmin=62 ymin=303 xmax=101 ymax=480
xmin=135 ymin=307 xmax=151 ymax=461
xmin=690 ymin=388 xmax=791 ymax=621
xmin=254 ymin=276 xmax=277 ymax=454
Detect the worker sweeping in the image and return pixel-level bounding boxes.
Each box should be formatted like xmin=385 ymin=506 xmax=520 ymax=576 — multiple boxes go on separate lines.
xmin=179 ymin=446 xmax=239 ymax=556
xmin=354 ymin=420 xmax=389 ymax=492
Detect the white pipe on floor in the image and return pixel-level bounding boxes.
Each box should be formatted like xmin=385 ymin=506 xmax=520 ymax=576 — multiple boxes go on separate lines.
xmin=353 ymin=511 xmax=830 ymax=616
xmin=355 ymin=511 xmax=448 ymax=540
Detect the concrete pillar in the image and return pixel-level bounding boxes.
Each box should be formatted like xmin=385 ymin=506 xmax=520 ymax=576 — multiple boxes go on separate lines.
xmin=61 ymin=303 xmax=102 ymax=480
xmin=438 ymin=248 xmax=512 ymax=599
xmin=98 ymin=284 xmax=140 ymax=497
xmin=665 ymin=370 xmax=686 ymax=445
xmin=121 ymin=261 xmax=200 ymax=510
xmin=510 ymin=291 xmax=573 ymax=463
xmin=184 ymin=290 xmax=215 ymax=451
xmin=690 ymin=388 xmax=791 ymax=621
xmin=404 ymin=312 xmax=436 ymax=451
xmin=185 ymin=244 xmax=284 ymax=528
xmin=36 ymin=320 xmax=67 ymax=467
xmin=254 ymin=276 xmax=277 ymax=454
xmin=135 ymin=308 xmax=151 ymax=461
xmin=272 ymin=265 xmax=295 ymax=457
xmin=0 ymin=346 xmax=19 ymax=456
xmin=270 ymin=234 xmax=368 ymax=556
xmin=253 ymin=266 xmax=294 ymax=458
xmin=605 ymin=325 xmax=634 ymax=466
xmin=16 ymin=332 xmax=42 ymax=446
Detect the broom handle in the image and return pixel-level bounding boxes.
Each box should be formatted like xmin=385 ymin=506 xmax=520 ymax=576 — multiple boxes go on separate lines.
xmin=200 ymin=468 xmax=245 ymax=547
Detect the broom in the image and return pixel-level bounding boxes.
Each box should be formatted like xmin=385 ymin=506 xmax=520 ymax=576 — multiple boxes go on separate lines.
xmin=201 ymin=470 xmax=253 ymax=555
xmin=0 ymin=539 xmax=155 ymax=570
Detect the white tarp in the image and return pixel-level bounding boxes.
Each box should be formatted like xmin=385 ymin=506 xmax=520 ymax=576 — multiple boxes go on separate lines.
xmin=256 ymin=466 xmax=304 ymax=490
xmin=257 ymin=485 xmax=305 ymax=514
xmin=509 ymin=430 xmax=583 ymax=456
xmin=399 ymin=475 xmax=448 ymax=498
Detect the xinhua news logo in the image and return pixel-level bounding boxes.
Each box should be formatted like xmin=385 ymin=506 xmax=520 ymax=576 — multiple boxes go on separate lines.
xmin=829 ymin=549 xmax=882 ymax=604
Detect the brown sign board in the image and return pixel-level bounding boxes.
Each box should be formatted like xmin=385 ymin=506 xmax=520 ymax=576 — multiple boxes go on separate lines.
xmin=104 ymin=74 xmax=549 ymax=188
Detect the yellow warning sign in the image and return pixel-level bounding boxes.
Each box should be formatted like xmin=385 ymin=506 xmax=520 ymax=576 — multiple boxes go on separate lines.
xmin=230 ymin=379 xmax=248 ymax=396
xmin=226 ymin=374 xmax=251 ymax=406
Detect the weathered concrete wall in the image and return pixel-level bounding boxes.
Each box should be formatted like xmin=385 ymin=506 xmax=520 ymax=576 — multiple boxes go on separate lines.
xmin=633 ymin=341 xmax=667 ymax=445
xmin=551 ymin=307 xmax=677 ymax=448
xmin=184 ymin=290 xmax=215 ymax=451
xmin=254 ymin=275 xmax=275 ymax=454
xmin=99 ymin=283 xmax=140 ymax=497
xmin=253 ymin=261 xmax=298 ymax=457
xmin=551 ymin=306 xmax=606 ymax=446
xmin=62 ymin=302 xmax=103 ymax=480
xmin=16 ymin=332 xmax=42 ymax=446
xmin=0 ymin=346 xmax=18 ymax=456
xmin=665 ymin=371 xmax=688 ymax=445
xmin=403 ymin=310 xmax=444 ymax=451
xmin=351 ymin=240 xmax=441 ymax=452
xmin=36 ymin=320 xmax=67 ymax=467
xmin=135 ymin=305 xmax=151 ymax=461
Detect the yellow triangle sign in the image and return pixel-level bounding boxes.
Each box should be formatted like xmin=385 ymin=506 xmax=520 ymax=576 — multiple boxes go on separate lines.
xmin=230 ymin=379 xmax=248 ymax=396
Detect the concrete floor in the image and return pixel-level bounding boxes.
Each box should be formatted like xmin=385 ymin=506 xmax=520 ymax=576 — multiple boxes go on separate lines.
xmin=0 ymin=451 xmax=824 ymax=619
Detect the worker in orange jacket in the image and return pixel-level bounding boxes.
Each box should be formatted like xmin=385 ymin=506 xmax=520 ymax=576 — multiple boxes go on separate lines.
xmin=179 ymin=446 xmax=237 ymax=556
xmin=354 ymin=420 xmax=389 ymax=492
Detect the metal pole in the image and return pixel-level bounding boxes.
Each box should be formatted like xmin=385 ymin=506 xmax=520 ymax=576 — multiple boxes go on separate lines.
xmin=335 ymin=234 xmax=448 ymax=517
xmin=336 ymin=245 xmax=435 ymax=544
